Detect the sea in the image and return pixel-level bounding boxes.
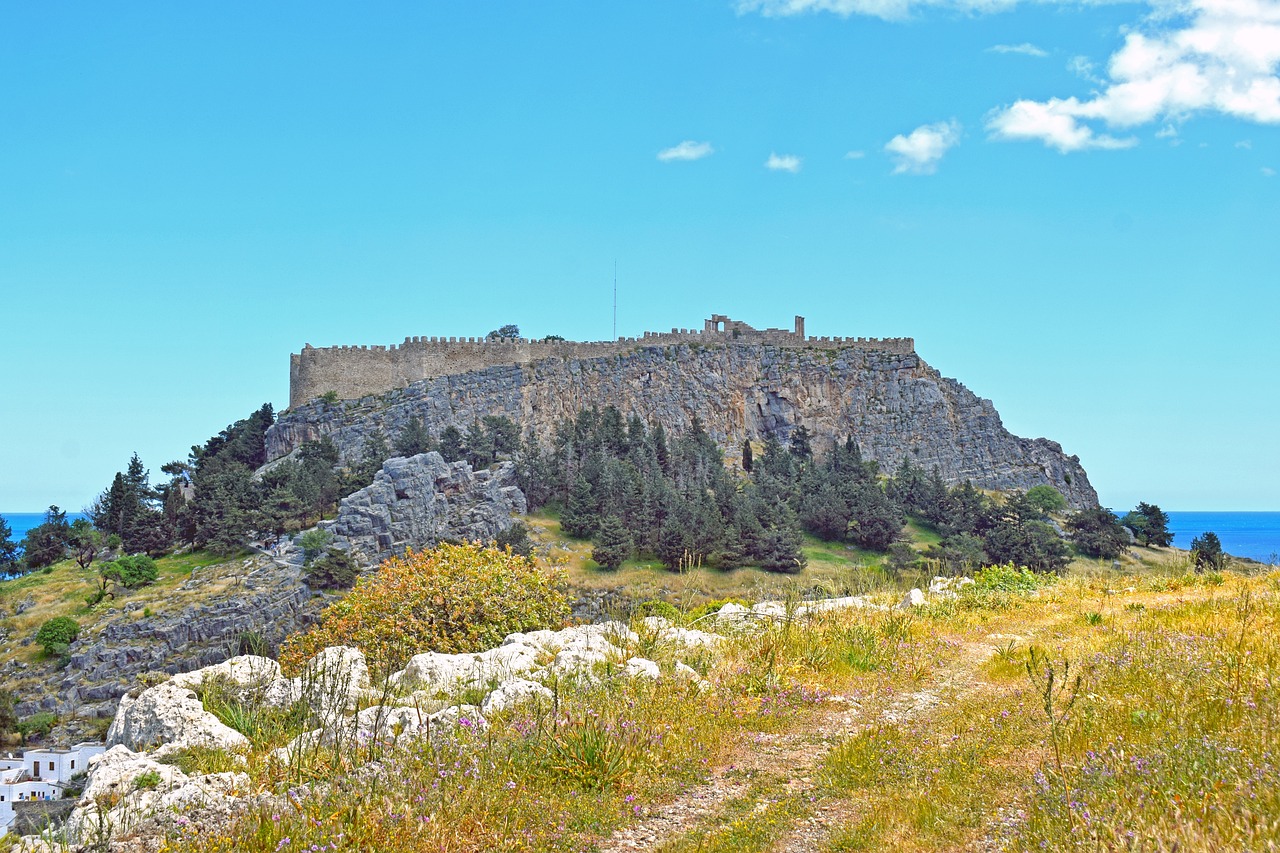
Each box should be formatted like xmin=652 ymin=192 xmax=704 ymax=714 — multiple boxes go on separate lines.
xmin=2 ymin=511 xmax=90 ymax=549
xmin=1165 ymin=512 xmax=1280 ymax=564
xmin=2 ymin=510 xmax=1279 ymax=564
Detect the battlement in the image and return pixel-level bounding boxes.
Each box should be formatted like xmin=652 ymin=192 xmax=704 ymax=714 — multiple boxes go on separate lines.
xmin=288 ymin=315 xmax=915 ymax=408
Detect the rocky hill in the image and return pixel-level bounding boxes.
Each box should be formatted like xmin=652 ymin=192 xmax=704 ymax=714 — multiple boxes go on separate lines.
xmin=267 ymin=340 xmax=1098 ymax=508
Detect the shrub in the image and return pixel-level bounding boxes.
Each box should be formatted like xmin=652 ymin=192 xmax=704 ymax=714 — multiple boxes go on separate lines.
xmin=971 ymin=563 xmax=1048 ymax=593
xmin=303 ymin=547 xmax=360 ymax=590
xmin=279 ymin=542 xmax=569 ymax=675
xmin=298 ymin=529 xmax=335 ymax=563
xmin=17 ymin=711 xmax=57 ymax=741
xmin=633 ymin=599 xmax=680 ymax=622
xmin=101 ymin=554 xmax=158 ymax=589
xmin=35 ymin=616 xmax=80 ymax=656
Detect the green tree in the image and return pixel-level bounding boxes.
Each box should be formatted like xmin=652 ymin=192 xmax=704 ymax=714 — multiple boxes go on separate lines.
xmin=1122 ymin=502 xmax=1173 ymax=547
xmin=788 ymin=425 xmax=813 ymax=460
xmin=68 ymin=519 xmax=103 ymax=570
xmin=1190 ymin=531 xmax=1225 ymax=571
xmin=0 ymin=516 xmax=19 ymax=572
xmin=20 ymin=506 xmax=71 ymax=569
xmin=304 ymin=547 xmax=361 ymax=590
xmin=486 ymin=324 xmax=521 ymax=340
xmin=1065 ymin=506 xmax=1130 ymax=560
xmin=494 ymin=521 xmax=534 ymax=557
xmin=298 ymin=528 xmax=335 ymax=563
xmin=1025 ymin=484 xmax=1067 ymax=517
xmin=0 ymin=688 xmax=16 ymax=736
xmin=394 ymin=417 xmax=435 ymax=458
xmin=35 ymin=616 xmax=80 ymax=657
xmin=561 ymin=476 xmax=598 ymax=539
xmin=101 ymin=555 xmax=159 ymax=589
xmin=439 ymin=425 xmax=466 ymax=463
xmin=741 ymin=440 xmax=753 ymax=473
xmin=592 ymin=515 xmax=633 ymax=570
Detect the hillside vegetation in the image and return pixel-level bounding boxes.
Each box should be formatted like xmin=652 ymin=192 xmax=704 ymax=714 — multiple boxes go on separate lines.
xmin=84 ymin=559 xmax=1280 ymax=853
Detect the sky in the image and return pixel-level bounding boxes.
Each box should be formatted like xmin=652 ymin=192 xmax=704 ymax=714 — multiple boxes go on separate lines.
xmin=1 ymin=0 xmax=1277 ymax=513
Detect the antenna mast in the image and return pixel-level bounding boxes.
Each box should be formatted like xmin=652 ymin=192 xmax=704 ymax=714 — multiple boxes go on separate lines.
xmin=612 ymin=260 xmax=617 ymax=340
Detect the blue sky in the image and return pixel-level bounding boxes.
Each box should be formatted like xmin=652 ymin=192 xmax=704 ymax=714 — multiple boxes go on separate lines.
xmin=1 ymin=0 xmax=1276 ymax=513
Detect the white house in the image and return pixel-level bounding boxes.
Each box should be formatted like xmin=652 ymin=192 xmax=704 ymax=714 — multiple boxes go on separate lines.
xmin=0 ymin=742 xmax=106 ymax=837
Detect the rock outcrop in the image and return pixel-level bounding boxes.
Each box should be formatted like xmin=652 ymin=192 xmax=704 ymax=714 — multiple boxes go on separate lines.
xmin=19 ymin=555 xmax=320 ymax=726
xmin=331 ymin=452 xmax=527 ymax=561
xmin=267 ymin=342 xmax=1098 ymax=508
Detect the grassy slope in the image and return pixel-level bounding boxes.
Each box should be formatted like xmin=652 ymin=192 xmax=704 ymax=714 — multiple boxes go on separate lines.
xmin=162 ymin=567 xmax=1278 ymax=853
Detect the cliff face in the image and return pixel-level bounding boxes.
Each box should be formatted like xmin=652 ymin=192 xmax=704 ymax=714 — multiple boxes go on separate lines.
xmin=266 ymin=342 xmax=1098 ymax=508
xmin=332 ymin=453 xmax=527 ymax=563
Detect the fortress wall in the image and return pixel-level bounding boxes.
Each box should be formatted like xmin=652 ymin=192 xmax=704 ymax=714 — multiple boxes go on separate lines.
xmin=288 ymin=327 xmax=915 ymax=408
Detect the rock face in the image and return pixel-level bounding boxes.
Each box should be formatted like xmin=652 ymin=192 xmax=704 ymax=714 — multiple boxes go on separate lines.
xmin=267 ymin=342 xmax=1098 ymax=508
xmin=26 ymin=555 xmax=320 ymax=726
xmin=332 ymin=452 xmax=527 ymax=561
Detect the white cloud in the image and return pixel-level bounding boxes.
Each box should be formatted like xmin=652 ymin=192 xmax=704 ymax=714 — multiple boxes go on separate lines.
xmin=988 ymin=43 xmax=1049 ymax=57
xmin=844 ymin=149 xmax=866 ymax=159
xmin=988 ymin=0 xmax=1280 ymax=152
xmin=657 ymin=141 xmax=715 ymax=162
xmin=1264 ymin=166 xmax=1277 ymax=176
xmin=765 ymin=152 xmax=803 ymax=172
xmin=884 ymin=120 xmax=962 ymax=173
xmin=986 ymin=99 xmax=1138 ymax=151
xmin=1235 ymin=139 xmax=1253 ymax=148
xmin=1155 ymin=124 xmax=1179 ymax=138
xmin=1068 ymin=55 xmax=1104 ymax=83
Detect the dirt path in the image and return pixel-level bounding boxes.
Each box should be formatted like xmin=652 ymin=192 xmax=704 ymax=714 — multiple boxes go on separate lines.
xmin=596 ymin=636 xmax=1003 ymax=853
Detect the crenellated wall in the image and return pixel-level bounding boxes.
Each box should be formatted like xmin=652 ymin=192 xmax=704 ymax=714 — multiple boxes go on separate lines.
xmin=288 ymin=315 xmax=915 ymax=408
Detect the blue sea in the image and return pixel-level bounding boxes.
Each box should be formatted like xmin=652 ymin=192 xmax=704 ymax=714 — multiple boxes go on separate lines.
xmin=2 ymin=511 xmax=90 ymax=550
xmin=1165 ymin=512 xmax=1280 ymax=564
xmin=2 ymin=510 xmax=1279 ymax=563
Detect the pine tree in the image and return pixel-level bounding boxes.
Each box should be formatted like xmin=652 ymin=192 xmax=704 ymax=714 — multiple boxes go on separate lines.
xmin=592 ymin=515 xmax=632 ymax=570
xmin=394 ymin=418 xmax=435 ymax=458
xmin=439 ymin=426 xmax=466 ymax=463
xmin=0 ymin=517 xmax=20 ymax=571
xmin=561 ymin=476 xmax=598 ymax=539
xmin=741 ymin=439 xmax=753 ymax=473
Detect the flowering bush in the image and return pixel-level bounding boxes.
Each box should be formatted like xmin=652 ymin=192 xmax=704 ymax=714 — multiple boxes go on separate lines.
xmin=279 ymin=542 xmax=569 ymax=674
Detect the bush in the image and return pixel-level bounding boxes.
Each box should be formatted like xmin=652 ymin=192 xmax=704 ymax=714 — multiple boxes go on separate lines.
xmin=971 ymin=563 xmax=1048 ymax=593
xmin=35 ymin=616 xmax=80 ymax=656
xmin=101 ymin=554 xmax=158 ymax=589
xmin=17 ymin=711 xmax=57 ymax=742
xmin=279 ymin=542 xmax=569 ymax=675
xmin=298 ymin=528 xmax=335 ymax=563
xmin=303 ymin=547 xmax=360 ymax=590
xmin=633 ymin=599 xmax=680 ymax=622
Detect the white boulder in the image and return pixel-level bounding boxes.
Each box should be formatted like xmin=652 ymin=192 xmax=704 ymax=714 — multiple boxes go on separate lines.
xmin=106 ymin=681 xmax=249 ymax=755
xmin=897 ymin=588 xmax=927 ymax=609
xmin=481 ymin=678 xmax=554 ymax=715
xmin=623 ymin=657 xmax=661 ymax=680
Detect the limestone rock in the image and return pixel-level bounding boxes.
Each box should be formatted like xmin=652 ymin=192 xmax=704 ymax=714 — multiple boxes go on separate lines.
xmin=897 ymin=588 xmax=927 ymax=609
xmin=170 ymin=655 xmax=282 ymax=692
xmin=106 ymin=681 xmax=249 ymax=755
xmin=624 ymin=657 xmax=661 ymax=680
xmin=395 ymin=642 xmax=541 ymax=695
xmin=64 ymin=745 xmax=189 ymax=843
xmin=330 ymin=452 xmax=527 ymax=562
xmin=298 ymin=646 xmax=369 ymax=724
xmin=480 ymin=678 xmax=554 ymax=715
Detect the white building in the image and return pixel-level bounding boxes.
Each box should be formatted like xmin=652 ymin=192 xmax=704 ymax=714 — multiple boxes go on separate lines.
xmin=0 ymin=742 xmax=106 ymax=837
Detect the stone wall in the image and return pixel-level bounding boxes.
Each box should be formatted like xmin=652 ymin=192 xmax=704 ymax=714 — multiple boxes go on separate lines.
xmin=288 ymin=317 xmax=914 ymax=408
